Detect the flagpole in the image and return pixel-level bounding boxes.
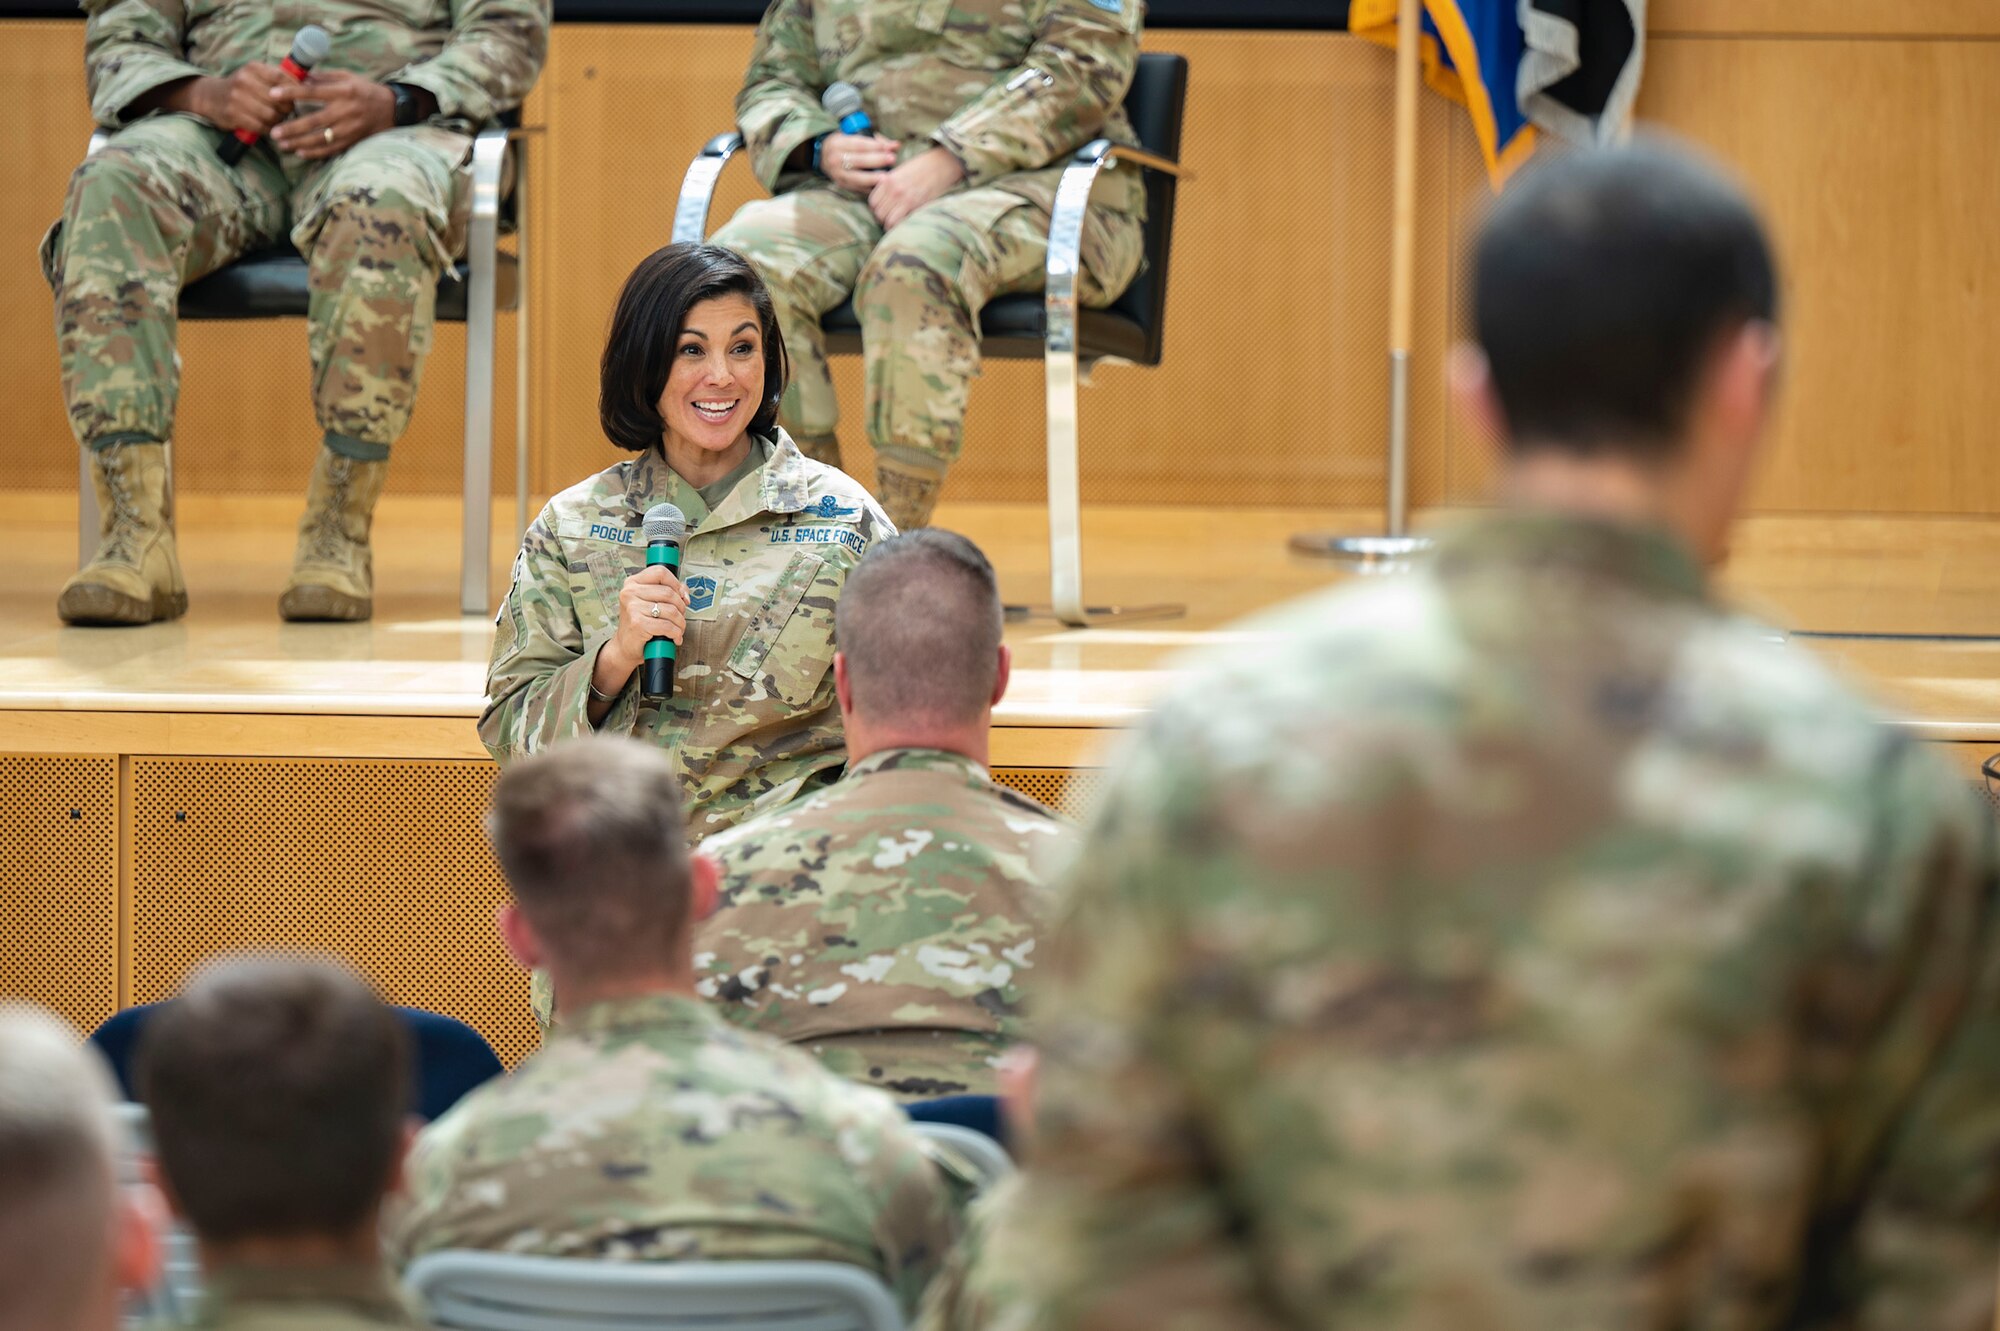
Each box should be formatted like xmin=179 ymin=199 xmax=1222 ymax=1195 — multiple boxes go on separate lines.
xmin=1291 ymin=0 xmax=1435 ymax=565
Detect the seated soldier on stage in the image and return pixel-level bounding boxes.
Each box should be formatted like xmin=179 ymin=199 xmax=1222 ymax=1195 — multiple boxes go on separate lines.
xmin=713 ymin=0 xmax=1146 ymax=529
xmin=45 ymin=0 xmax=547 ymax=627
xmin=696 ymin=530 xmax=1074 ymax=1100
xmin=0 ymin=1005 xmax=158 ymax=1331
xmin=136 ymin=955 xmax=426 ymax=1330
xmin=387 ymin=736 xmax=958 ymax=1317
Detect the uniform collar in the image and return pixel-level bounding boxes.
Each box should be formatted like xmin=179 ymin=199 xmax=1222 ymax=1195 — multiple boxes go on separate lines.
xmin=561 ymin=991 xmax=718 ymax=1039
xmin=625 ymin=431 xmax=819 ymax=533
xmin=200 ymin=1261 xmax=408 ymax=1320
xmin=845 ymin=747 xmax=990 ymax=787
xmin=1433 ymin=510 xmax=1709 ymax=604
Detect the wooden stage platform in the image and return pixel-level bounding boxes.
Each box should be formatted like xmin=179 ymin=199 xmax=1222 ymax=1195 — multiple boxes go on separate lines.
xmin=6 ymin=491 xmax=2000 ymax=1062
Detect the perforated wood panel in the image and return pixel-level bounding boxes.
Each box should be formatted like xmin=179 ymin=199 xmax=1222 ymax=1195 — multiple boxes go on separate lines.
xmin=0 ymin=755 xmax=119 ymax=1035
xmin=992 ymin=768 xmax=1106 ymax=823
xmin=126 ymin=757 xmax=537 ymax=1066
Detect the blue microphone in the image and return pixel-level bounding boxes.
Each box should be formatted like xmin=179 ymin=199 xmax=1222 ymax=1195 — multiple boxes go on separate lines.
xmin=822 ymin=82 xmax=872 ymax=135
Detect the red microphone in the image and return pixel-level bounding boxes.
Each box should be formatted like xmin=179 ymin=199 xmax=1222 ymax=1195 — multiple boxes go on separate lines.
xmin=217 ymin=25 xmax=331 ymax=166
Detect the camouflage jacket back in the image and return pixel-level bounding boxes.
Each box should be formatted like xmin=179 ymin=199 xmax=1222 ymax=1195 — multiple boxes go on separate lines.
xmin=481 ymin=433 xmax=895 ymax=841
xmin=695 ymin=747 xmax=1076 ymax=1097
xmin=80 ymin=0 xmax=547 ymax=128
xmin=386 ymin=993 xmax=959 ymax=1317
xmin=736 ymin=0 xmax=1145 ymax=217
xmin=1004 ymin=511 xmax=2000 ymax=1330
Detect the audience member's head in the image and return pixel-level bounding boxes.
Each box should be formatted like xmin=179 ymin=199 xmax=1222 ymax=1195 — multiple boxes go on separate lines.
xmin=1457 ymin=137 xmax=1781 ymax=559
xmin=486 ymin=736 xmax=718 ymax=996
xmin=833 ymin=530 xmax=1009 ymax=756
xmin=0 ymin=1004 xmax=156 ymax=1331
xmin=137 ymin=956 xmax=410 ymax=1259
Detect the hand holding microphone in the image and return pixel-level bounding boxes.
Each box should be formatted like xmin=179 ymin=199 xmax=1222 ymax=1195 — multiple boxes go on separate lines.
xmin=216 ymin=25 xmax=330 ymax=165
xmin=818 ymin=82 xmax=898 ymax=193
xmin=596 ymin=504 xmax=690 ymax=706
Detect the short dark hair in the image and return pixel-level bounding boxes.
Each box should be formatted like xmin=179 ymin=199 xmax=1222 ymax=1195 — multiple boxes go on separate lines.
xmin=1473 ymin=138 xmax=1779 ymax=458
xmin=486 ymin=737 xmax=695 ymax=976
xmin=835 ymin=530 xmax=1003 ymax=724
xmin=137 ymin=956 xmax=408 ymax=1244
xmin=599 ymin=243 xmax=789 ymax=452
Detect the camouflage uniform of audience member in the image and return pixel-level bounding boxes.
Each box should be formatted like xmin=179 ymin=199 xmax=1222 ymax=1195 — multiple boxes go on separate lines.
xmin=712 ymin=0 xmax=1147 ymax=528
xmin=386 ymin=993 xmax=959 ymax=1318
xmin=912 ymin=1177 xmax=1031 ymax=1331
xmin=996 ymin=513 xmax=2000 ymax=1329
xmin=179 ymin=1265 xmax=431 ymax=1329
xmin=45 ymin=0 xmax=547 ymax=626
xmin=696 ymin=747 xmax=1075 ymax=1100
xmin=482 ymin=433 xmax=892 ymax=840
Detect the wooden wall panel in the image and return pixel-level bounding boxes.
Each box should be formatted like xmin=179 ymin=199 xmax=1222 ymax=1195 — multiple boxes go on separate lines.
xmin=1632 ymin=35 xmax=2000 ymax=515
xmin=5 ymin=15 xmax=1999 ymax=515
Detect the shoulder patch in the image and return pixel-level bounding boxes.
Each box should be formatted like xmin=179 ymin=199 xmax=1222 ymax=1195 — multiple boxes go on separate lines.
xmin=1087 ymin=0 xmax=1122 ymax=11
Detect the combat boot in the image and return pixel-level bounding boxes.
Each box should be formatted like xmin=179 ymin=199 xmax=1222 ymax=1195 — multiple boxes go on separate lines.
xmin=792 ymin=431 xmax=844 ymax=470
xmin=279 ymin=446 xmax=389 ymax=622
xmin=874 ymin=456 xmax=945 ymax=530
xmin=57 ymin=442 xmax=187 ymax=627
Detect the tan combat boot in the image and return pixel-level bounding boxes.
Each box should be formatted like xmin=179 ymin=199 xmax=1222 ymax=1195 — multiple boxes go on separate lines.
xmin=874 ymin=456 xmax=945 ymax=530
xmin=57 ymin=442 xmax=187 ymax=627
xmin=278 ymin=447 xmax=389 ymax=622
xmin=792 ymin=431 xmax=844 ymax=470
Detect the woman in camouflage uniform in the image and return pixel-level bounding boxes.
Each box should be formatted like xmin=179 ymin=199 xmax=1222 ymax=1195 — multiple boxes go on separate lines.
xmin=481 ymin=245 xmax=893 ymax=845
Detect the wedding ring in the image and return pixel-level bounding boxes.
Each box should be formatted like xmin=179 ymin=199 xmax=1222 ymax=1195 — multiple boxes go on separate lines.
xmin=323 ymin=126 xmax=335 ymax=145
xmin=649 ymin=603 xmax=660 ymax=618
xmin=843 ymin=153 xmax=852 ymax=170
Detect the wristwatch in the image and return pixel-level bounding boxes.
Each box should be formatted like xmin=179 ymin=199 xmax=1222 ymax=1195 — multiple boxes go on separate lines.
xmin=810 ymin=132 xmax=831 ymax=177
xmin=387 ymin=82 xmax=423 ymax=128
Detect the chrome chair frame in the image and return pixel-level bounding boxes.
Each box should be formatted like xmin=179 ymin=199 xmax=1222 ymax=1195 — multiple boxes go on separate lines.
xmin=671 ymin=133 xmax=1187 ymax=627
xmin=76 ymin=125 xmax=533 ymax=616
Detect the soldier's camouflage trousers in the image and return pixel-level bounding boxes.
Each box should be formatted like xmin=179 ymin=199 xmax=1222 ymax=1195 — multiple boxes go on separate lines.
xmin=710 ymin=181 xmax=1144 ymax=483
xmin=41 ymin=112 xmax=471 ymax=459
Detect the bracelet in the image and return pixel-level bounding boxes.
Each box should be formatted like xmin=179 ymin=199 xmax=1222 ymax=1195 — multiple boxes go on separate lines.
xmin=587 ymin=677 xmax=622 ymax=706
xmin=810 ymin=132 xmax=830 ymax=177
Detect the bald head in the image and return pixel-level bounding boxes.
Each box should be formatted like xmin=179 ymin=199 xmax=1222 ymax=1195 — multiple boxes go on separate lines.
xmin=834 ymin=530 xmax=1004 ymax=727
xmin=0 ymin=1005 xmax=124 ymax=1331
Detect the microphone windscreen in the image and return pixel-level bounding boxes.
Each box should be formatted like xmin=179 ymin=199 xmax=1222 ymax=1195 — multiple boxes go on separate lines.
xmin=291 ymin=24 xmax=332 ymax=68
xmin=821 ymin=82 xmax=865 ymax=121
xmin=643 ymin=502 xmax=687 ymax=545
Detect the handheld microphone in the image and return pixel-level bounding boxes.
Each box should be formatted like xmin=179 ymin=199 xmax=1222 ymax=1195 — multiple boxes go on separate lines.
xmin=822 ymin=82 xmax=873 ymax=136
xmin=640 ymin=503 xmax=687 ymax=701
xmin=218 ymin=25 xmax=331 ymax=166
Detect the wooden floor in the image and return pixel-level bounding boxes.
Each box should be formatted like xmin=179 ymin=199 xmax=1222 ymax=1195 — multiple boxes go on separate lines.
xmin=6 ymin=490 xmax=2000 ymax=772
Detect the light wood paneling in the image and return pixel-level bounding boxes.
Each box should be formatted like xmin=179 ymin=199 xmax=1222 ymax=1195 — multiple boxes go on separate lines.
xmin=6 ymin=17 xmax=2000 ymax=515
xmin=1629 ymin=35 xmax=2000 ymax=515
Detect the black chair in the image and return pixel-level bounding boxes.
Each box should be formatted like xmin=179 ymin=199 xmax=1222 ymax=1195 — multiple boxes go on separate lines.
xmin=672 ymin=53 xmax=1190 ymax=625
xmin=90 ymin=999 xmax=504 ymax=1121
xmin=74 ymin=119 xmax=534 ymax=616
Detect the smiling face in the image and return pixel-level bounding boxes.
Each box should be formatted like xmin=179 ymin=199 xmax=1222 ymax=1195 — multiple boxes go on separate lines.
xmin=658 ymin=294 xmax=765 ymax=481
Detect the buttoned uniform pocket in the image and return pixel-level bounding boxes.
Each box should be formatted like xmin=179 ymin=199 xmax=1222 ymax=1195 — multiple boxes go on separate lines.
xmin=727 ymin=550 xmax=835 ymax=707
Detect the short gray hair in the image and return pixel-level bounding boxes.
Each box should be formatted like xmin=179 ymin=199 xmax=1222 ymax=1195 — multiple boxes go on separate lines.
xmin=834 ymin=530 xmax=1003 ymax=724
xmin=487 ymin=736 xmax=695 ymax=977
xmin=0 ymin=1004 xmax=121 ymax=1331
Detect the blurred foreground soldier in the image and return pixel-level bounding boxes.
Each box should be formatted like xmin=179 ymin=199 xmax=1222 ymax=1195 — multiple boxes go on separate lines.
xmin=388 ymin=737 xmax=958 ymax=1315
xmin=0 ymin=1004 xmax=158 ymax=1331
xmin=712 ymin=0 xmax=1146 ymax=528
xmin=46 ymin=0 xmax=547 ymax=626
xmin=136 ymin=956 xmax=424 ymax=1329
xmin=697 ymin=530 xmax=1074 ymax=1099
xmin=1000 ymin=140 xmax=2000 ymax=1329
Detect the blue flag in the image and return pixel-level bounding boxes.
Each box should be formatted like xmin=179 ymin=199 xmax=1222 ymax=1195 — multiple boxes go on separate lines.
xmin=1351 ymin=0 xmax=1536 ymax=185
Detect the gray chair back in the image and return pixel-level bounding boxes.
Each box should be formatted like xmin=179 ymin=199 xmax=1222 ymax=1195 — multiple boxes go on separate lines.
xmin=908 ymin=1120 xmax=1014 ymax=1190
xmin=406 ymin=1251 xmax=906 ymax=1331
